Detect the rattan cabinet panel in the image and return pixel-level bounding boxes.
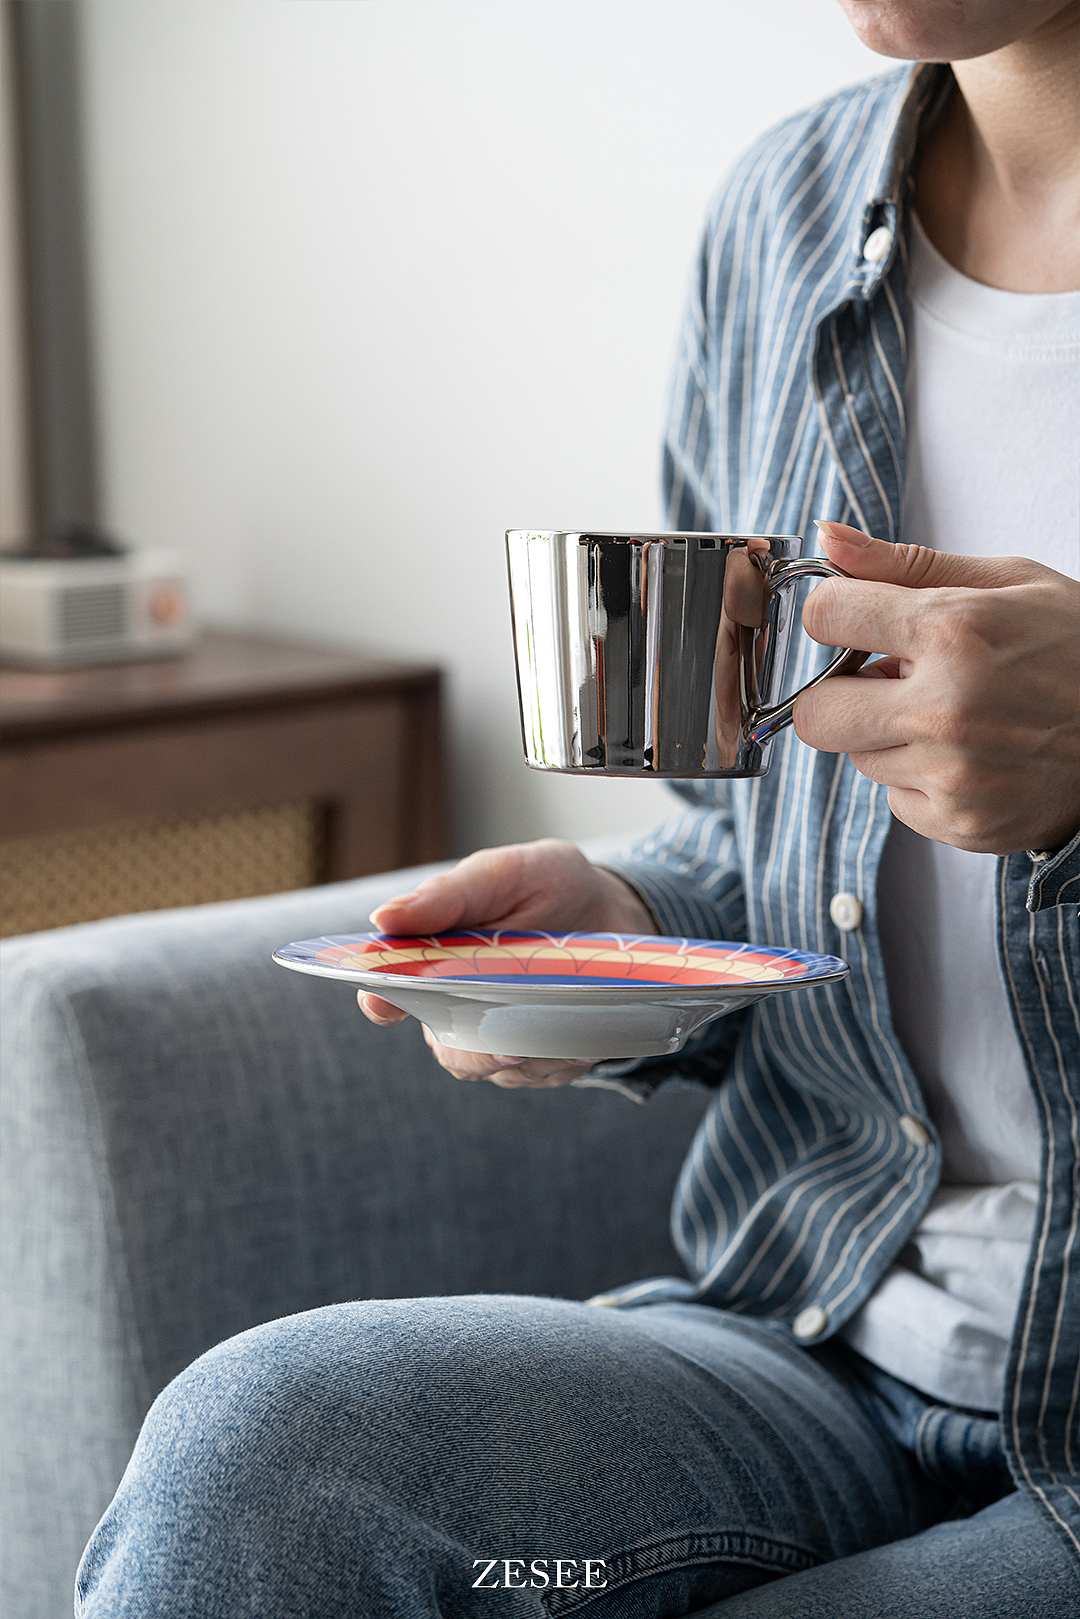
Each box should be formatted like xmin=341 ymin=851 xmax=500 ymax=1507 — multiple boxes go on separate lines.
xmin=0 ymin=630 xmax=445 ymax=936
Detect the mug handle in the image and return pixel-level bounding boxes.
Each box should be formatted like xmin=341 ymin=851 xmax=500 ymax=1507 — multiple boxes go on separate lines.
xmin=740 ymin=556 xmax=870 ymax=747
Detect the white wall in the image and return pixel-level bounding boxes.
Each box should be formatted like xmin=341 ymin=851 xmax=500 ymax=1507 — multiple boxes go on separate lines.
xmin=77 ymin=0 xmax=882 ymax=854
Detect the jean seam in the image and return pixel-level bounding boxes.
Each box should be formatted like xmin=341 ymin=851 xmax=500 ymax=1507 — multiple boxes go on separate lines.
xmin=539 ymin=1529 xmax=821 ymax=1615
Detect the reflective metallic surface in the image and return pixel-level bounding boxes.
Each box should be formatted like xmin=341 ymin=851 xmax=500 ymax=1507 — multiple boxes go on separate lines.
xmin=506 ymin=531 xmax=866 ymax=778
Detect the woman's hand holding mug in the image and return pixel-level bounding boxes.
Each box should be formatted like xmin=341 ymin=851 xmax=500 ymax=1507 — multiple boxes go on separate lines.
xmin=796 ymin=522 xmax=1080 ymax=856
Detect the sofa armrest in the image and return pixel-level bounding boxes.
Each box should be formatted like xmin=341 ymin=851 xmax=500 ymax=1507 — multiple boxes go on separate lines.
xmin=1 ymin=868 xmax=708 ymax=1619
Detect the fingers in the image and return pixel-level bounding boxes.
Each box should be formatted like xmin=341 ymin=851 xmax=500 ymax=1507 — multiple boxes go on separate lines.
xmin=367 ymin=840 xmax=641 ymax=940
xmin=801 ymin=575 xmax=930 ymax=658
xmin=804 ymin=523 xmax=1044 ymax=665
xmin=814 ymin=521 xmax=1034 ymax=590
xmin=883 ymin=785 xmax=1004 ymax=855
xmin=421 ymin=1027 xmax=590 ymax=1089
xmin=357 ymin=991 xmax=591 ymax=1087
xmin=484 ymin=1066 xmax=590 ymax=1089
xmin=800 ymin=535 xmax=1079 ymax=854
xmin=883 ymin=785 xmax=940 ymax=844
xmin=793 ymin=672 xmax=913 ymax=754
xmin=357 ymin=991 xmax=408 ymax=1024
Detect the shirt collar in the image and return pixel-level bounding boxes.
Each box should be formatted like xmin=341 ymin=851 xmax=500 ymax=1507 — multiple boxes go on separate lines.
xmin=852 ymin=61 xmax=955 ymax=295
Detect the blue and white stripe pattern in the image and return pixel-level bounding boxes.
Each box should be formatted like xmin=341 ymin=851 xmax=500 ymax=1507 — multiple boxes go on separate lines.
xmin=601 ymin=63 xmax=1080 ymax=1561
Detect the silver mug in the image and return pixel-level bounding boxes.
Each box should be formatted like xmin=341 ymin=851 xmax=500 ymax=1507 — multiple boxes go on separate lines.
xmin=506 ymin=530 xmax=867 ymax=778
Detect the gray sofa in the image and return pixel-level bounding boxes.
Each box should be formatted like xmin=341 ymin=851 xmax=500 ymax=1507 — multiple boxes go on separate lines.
xmin=0 ymin=865 xmax=710 ymax=1619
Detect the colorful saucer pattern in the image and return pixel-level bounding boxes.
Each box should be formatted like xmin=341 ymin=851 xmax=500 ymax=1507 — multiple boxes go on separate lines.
xmin=272 ymin=930 xmax=845 ymax=990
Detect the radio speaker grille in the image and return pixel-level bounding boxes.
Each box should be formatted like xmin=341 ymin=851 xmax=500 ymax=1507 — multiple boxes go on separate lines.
xmin=58 ymin=583 xmax=127 ymax=643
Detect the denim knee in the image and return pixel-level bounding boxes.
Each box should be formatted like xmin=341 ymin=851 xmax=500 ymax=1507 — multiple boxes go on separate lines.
xmin=77 ymin=1302 xmax=411 ymax=1615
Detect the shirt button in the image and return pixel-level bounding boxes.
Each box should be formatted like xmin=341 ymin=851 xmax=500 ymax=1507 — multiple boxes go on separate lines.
xmin=829 ymin=892 xmax=863 ymax=931
xmin=793 ymin=1305 xmax=829 ymax=1340
xmin=899 ymin=1114 xmax=931 ymax=1148
xmin=862 ymin=225 xmax=891 ymax=263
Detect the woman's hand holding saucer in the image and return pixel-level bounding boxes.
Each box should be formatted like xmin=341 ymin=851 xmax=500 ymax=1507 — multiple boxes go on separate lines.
xmin=357 ymin=838 xmax=654 ymax=1087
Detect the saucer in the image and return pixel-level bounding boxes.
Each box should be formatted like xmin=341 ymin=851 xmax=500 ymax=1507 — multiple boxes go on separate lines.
xmin=272 ymin=930 xmax=849 ymax=1060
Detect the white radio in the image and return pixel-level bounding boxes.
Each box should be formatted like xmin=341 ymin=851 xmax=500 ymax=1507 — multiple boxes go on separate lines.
xmin=0 ymin=549 xmax=194 ymax=665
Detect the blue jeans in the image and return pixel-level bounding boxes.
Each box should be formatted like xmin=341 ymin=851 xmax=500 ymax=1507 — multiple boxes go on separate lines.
xmin=76 ymin=1296 xmax=1079 ymax=1617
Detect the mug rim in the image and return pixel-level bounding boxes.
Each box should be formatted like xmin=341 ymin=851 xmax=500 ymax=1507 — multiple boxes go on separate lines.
xmin=506 ymin=529 xmax=802 ymax=542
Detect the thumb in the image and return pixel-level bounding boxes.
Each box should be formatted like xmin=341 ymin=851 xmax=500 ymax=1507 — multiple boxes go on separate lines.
xmin=368 ymin=844 xmax=530 ymax=935
xmin=368 ymin=868 xmax=473 ymax=934
xmin=813 ymin=521 xmax=1032 ymax=590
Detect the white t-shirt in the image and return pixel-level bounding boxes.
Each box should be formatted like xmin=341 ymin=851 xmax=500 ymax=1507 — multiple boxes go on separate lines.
xmin=839 ymin=211 xmax=1080 ymax=1411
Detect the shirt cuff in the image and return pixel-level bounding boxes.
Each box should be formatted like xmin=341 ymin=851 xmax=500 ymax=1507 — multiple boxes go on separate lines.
xmin=571 ymin=1069 xmax=654 ymax=1104
xmin=1026 ymin=826 xmax=1080 ymax=911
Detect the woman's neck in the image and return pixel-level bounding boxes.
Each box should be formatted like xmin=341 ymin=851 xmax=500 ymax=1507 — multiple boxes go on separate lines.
xmin=915 ymin=5 xmax=1080 ymax=292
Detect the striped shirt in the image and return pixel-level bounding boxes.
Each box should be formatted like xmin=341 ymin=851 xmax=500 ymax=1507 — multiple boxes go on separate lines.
xmin=599 ymin=62 xmax=1080 ymax=1561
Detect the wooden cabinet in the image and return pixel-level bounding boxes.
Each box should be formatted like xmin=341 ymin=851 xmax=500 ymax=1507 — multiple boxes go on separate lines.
xmin=0 ymin=629 xmax=446 ymax=935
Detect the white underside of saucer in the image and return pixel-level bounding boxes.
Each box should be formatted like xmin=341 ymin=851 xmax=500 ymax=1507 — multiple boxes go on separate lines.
xmin=273 ymin=955 xmax=847 ymax=1060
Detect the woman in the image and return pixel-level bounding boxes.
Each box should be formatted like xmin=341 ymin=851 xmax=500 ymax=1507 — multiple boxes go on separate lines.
xmin=78 ymin=2 xmax=1080 ymax=1613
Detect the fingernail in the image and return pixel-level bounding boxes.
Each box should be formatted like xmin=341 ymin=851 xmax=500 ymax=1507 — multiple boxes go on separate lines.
xmin=493 ymin=1056 xmax=527 ymax=1067
xmin=360 ymin=1000 xmax=396 ymax=1023
xmin=368 ymin=896 xmax=413 ymax=923
xmin=814 ymin=520 xmax=871 ymax=547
